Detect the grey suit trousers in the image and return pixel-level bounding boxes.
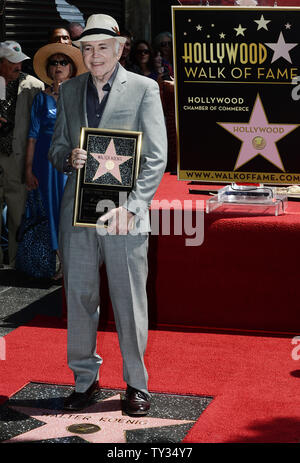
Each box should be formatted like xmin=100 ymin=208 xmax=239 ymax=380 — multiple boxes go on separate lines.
xmin=60 ymin=225 xmax=149 ymax=395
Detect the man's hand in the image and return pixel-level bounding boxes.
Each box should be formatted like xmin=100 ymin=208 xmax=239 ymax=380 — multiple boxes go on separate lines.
xmin=70 ymin=147 xmax=87 ymax=169
xmin=99 ymin=206 xmax=135 ymax=235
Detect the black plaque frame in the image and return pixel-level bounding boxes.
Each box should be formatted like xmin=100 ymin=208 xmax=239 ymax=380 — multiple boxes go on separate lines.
xmin=73 ymin=127 xmax=142 ymax=227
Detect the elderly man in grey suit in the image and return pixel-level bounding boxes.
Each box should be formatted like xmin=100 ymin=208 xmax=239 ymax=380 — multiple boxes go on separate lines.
xmin=0 ymin=42 xmax=44 ymax=268
xmin=48 ymin=14 xmax=167 ymax=415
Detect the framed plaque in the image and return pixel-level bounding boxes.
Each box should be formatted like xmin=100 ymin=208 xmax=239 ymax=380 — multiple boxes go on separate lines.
xmin=73 ymin=128 xmax=142 ymax=227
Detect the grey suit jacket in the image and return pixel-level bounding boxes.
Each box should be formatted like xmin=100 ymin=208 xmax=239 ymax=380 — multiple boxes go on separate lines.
xmin=48 ymin=65 xmax=167 ymax=233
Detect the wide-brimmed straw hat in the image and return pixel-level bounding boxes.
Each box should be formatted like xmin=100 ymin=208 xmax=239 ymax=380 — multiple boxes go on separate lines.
xmin=73 ymin=14 xmax=126 ymax=46
xmin=33 ymin=42 xmax=87 ymax=85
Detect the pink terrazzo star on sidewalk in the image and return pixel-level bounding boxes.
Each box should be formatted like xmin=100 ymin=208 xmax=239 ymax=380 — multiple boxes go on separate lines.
xmin=3 ymin=394 xmax=194 ymax=443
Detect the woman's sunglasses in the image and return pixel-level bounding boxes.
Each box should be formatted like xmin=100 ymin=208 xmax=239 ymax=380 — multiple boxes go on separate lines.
xmin=49 ymin=59 xmax=70 ymax=66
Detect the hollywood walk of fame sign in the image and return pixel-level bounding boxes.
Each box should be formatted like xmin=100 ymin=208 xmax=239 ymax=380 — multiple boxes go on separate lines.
xmin=172 ymin=5 xmax=300 ymax=184
xmin=73 ymin=128 xmax=142 ymax=227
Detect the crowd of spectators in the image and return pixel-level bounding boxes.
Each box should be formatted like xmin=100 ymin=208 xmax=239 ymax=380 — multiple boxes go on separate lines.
xmin=0 ymin=23 xmax=174 ymax=278
xmin=120 ymin=29 xmax=174 ymax=83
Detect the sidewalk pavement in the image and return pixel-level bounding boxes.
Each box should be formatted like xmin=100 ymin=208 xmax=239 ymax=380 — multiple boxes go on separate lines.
xmin=0 ymin=266 xmax=63 ymax=337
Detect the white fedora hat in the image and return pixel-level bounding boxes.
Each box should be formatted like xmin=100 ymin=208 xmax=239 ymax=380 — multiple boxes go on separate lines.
xmin=73 ymin=14 xmax=126 ymax=45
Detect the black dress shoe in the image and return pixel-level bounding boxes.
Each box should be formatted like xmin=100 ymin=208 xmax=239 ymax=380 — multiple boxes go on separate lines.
xmin=123 ymin=385 xmax=150 ymax=416
xmin=63 ymin=381 xmax=100 ymax=411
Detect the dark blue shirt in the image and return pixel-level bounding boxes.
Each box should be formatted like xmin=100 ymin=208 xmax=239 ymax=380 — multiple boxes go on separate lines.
xmin=86 ymin=63 xmax=119 ymax=128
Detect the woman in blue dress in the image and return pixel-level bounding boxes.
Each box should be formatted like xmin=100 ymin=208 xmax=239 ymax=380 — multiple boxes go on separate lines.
xmin=25 ymin=42 xmax=86 ymax=279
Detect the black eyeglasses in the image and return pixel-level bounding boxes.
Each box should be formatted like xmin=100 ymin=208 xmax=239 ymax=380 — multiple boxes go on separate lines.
xmin=137 ymin=49 xmax=150 ymax=55
xmin=48 ymin=59 xmax=70 ymax=66
xmin=160 ymin=41 xmax=171 ymax=47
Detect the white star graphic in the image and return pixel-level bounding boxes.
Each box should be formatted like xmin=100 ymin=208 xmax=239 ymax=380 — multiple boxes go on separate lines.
xmin=220 ymin=33 xmax=226 ymax=39
xmin=234 ymin=24 xmax=247 ymax=37
xmin=285 ymin=23 xmax=292 ymax=30
xmin=254 ymin=15 xmax=271 ymax=31
xmin=196 ymin=25 xmax=202 ymax=31
xmin=265 ymin=31 xmax=298 ymax=64
xmin=2 ymin=394 xmax=194 ymax=444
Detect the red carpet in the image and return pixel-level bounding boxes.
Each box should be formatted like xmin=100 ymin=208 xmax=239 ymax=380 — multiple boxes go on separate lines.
xmin=1 ymin=316 xmax=300 ymax=443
